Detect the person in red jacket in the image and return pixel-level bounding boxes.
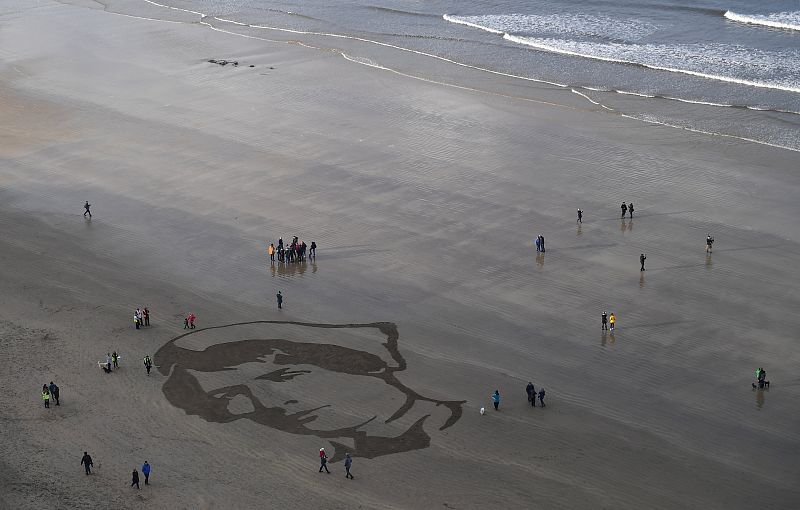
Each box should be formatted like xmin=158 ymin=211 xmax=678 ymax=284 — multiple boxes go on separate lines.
xmin=319 ymin=448 xmax=330 ymax=473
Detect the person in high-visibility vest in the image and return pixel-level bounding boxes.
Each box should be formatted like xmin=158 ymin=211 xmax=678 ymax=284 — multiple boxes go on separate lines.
xmin=42 ymin=389 xmax=51 ymax=408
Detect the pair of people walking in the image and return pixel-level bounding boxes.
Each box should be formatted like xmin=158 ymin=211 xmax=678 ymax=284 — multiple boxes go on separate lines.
xmin=134 ymin=308 xmax=150 ymax=329
xmin=535 ymin=235 xmax=546 ymax=253
xmin=525 ymin=383 xmax=546 ymax=407
xmin=621 ymin=202 xmax=634 ymax=218
xmin=184 ymin=313 xmax=196 ymax=329
xmin=318 ymin=448 xmax=353 ymax=478
xmin=131 ymin=462 xmax=152 ymax=489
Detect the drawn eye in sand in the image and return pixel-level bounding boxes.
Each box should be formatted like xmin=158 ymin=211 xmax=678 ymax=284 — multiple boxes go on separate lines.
xmin=155 ymin=321 xmax=464 ymax=461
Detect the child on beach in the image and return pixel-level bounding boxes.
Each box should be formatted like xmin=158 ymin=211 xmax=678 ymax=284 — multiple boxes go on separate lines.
xmin=609 ymin=313 xmax=616 ymax=331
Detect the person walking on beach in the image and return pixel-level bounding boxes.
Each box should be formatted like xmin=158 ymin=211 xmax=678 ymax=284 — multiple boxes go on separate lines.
xmin=106 ymin=353 xmax=113 ymax=371
xmin=42 ymin=386 xmax=50 ymax=408
xmin=577 ymin=209 xmax=583 ymax=223
xmin=310 ymin=241 xmax=316 ymax=258
xmin=276 ymin=291 xmax=283 ymax=310
xmin=112 ymin=351 xmax=119 ymax=369
xmin=621 ymin=202 xmax=628 ymax=219
xmin=538 ymin=388 xmax=546 ymax=407
xmin=131 ymin=468 xmax=140 ymax=489
xmin=640 ymin=253 xmax=646 ymax=271
xmin=628 ymin=203 xmax=634 ymax=218
xmin=539 ymin=235 xmax=545 ymax=253
xmin=535 ymin=236 xmax=541 ymax=252
xmin=188 ymin=313 xmax=196 ymax=329
xmin=142 ymin=461 xmax=151 ymax=485
xmin=143 ymin=308 xmax=150 ymax=326
xmin=81 ymin=452 xmax=93 ymax=475
xmin=184 ymin=316 xmax=190 ymax=329
xmin=319 ymin=448 xmax=330 ymax=473
xmin=268 ymin=243 xmax=275 ymax=262
xmin=492 ymin=390 xmax=501 ymax=411
xmin=83 ymin=201 xmax=92 ymax=218
xmin=602 ymin=311 xmax=608 ymax=331
xmin=134 ymin=312 xmax=140 ymax=329
xmin=344 ymin=453 xmax=354 ymax=479
xmin=609 ymin=313 xmax=616 ymax=332
xmin=49 ymin=381 xmax=60 ymax=406
xmin=143 ymin=355 xmax=153 ymax=375
xmin=706 ymin=235 xmax=714 ymax=253
xmin=526 ymin=382 xmax=536 ymax=407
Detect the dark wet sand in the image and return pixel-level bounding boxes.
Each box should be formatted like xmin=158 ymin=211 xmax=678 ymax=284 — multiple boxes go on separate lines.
xmin=1 ymin=1 xmax=799 ymax=509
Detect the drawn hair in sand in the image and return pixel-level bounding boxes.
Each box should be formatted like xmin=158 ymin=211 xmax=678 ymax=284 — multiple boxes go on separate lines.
xmin=155 ymin=321 xmax=464 ymax=462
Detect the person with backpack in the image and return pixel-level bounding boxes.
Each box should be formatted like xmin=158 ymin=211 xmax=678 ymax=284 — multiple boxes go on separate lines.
xmin=319 ymin=448 xmax=330 ymax=473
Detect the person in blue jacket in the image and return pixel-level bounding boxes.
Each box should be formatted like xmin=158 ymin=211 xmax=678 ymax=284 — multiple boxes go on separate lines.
xmin=538 ymin=388 xmax=546 ymax=407
xmin=492 ymin=390 xmax=500 ymax=411
xmin=142 ymin=461 xmax=151 ymax=485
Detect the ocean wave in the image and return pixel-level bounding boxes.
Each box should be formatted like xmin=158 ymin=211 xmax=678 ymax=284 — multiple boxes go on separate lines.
xmin=724 ymin=10 xmax=800 ymax=31
xmin=366 ymin=5 xmax=438 ymax=18
xmin=443 ymin=13 xmax=656 ymax=42
xmin=502 ymin=35 xmax=800 ymax=94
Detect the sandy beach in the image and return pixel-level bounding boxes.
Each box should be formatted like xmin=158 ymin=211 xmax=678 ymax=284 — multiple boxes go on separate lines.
xmin=1 ymin=1 xmax=800 ymax=508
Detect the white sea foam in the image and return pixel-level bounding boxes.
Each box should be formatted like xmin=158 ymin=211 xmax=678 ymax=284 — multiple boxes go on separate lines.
xmin=724 ymin=10 xmax=800 ymax=31
xmin=442 ymin=14 xmax=503 ymax=35
xmin=444 ymin=13 xmax=656 ymax=42
xmin=502 ymin=34 xmax=800 ymax=94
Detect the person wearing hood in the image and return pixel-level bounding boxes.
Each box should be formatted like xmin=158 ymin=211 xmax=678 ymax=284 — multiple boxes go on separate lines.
xmin=526 ymin=382 xmax=535 ymax=407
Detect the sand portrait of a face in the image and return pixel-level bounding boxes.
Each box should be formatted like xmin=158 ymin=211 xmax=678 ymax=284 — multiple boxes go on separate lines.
xmin=155 ymin=321 xmax=464 ymax=461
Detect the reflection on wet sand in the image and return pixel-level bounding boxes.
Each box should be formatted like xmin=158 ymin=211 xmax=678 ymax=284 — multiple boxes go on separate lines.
xmin=576 ymin=224 xmax=582 ymax=236
xmin=536 ymin=253 xmax=545 ymax=267
xmin=270 ymin=260 xmax=317 ymax=277
xmin=639 ymin=272 xmax=645 ymax=288
xmin=601 ymin=331 xmax=615 ymax=346
xmin=755 ymin=387 xmax=767 ymax=409
xmin=705 ymin=253 xmax=712 ymax=269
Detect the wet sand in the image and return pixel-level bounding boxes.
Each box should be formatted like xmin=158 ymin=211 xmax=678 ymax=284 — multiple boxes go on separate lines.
xmin=1 ymin=1 xmax=800 ymax=509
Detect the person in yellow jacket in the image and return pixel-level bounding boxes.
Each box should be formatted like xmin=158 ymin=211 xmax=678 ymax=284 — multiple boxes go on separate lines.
xmin=268 ymin=243 xmax=275 ymax=262
xmin=609 ymin=313 xmax=616 ymax=331
xmin=42 ymin=388 xmax=51 ymax=408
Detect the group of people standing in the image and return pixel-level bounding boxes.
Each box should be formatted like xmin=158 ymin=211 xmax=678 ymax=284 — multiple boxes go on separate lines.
xmin=535 ymin=235 xmax=546 ymax=252
xmin=601 ymin=311 xmax=617 ymax=331
xmin=268 ymin=237 xmax=316 ymax=263
xmin=621 ymin=202 xmax=634 ymax=218
xmin=133 ymin=308 xmax=150 ymax=329
xmin=41 ymin=381 xmax=60 ymax=408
